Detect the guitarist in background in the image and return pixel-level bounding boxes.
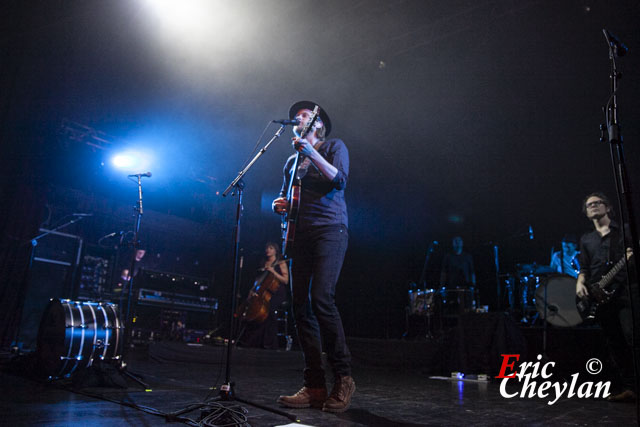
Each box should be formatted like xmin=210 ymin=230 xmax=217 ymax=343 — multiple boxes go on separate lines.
xmin=272 ymin=101 xmax=354 ymax=413
xmin=576 ymin=192 xmax=635 ymax=402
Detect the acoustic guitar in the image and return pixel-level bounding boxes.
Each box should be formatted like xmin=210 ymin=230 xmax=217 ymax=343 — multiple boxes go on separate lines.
xmin=281 ymin=105 xmax=320 ymax=257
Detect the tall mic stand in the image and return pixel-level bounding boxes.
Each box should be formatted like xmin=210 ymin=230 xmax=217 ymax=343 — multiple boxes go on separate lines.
xmin=171 ymin=125 xmax=297 ymax=422
xmin=601 ymin=29 xmax=640 ymax=419
xmin=418 ymin=242 xmax=438 ymax=338
xmin=116 ymin=174 xmax=150 ymax=390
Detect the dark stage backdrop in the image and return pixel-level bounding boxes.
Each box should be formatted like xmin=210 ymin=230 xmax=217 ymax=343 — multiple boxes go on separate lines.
xmin=1 ymin=0 xmax=639 ymax=341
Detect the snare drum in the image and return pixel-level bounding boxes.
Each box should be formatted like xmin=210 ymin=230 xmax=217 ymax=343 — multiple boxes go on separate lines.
xmin=36 ymin=299 xmax=123 ymax=380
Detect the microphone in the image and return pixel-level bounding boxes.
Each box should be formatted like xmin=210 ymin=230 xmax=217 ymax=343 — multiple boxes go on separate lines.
xmin=603 ymin=29 xmax=628 ymax=57
xmin=528 ymin=225 xmax=534 ymax=240
xmin=272 ymin=119 xmax=299 ymax=126
xmin=72 ymin=213 xmax=93 ymax=217
xmin=128 ymin=172 xmax=152 ymax=177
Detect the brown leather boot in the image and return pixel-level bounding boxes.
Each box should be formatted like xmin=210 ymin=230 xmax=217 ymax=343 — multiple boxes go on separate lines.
xmin=322 ymin=376 xmax=355 ymax=413
xmin=277 ymin=386 xmax=327 ymax=408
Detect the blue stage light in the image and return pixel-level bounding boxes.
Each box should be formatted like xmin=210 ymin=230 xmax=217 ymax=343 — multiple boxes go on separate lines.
xmin=110 ymin=150 xmax=154 ymax=175
xmin=112 ymin=154 xmax=138 ymax=168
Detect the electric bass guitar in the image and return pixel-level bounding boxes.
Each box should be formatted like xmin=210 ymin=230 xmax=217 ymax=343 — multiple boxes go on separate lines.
xmin=281 ymin=105 xmax=320 ymax=257
xmin=576 ymin=251 xmax=633 ymax=320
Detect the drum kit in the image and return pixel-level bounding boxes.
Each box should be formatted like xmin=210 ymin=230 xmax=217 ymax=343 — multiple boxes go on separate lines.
xmin=504 ymin=263 xmax=582 ymax=327
xmin=407 ymin=261 xmax=583 ymax=336
xmin=407 ymin=284 xmax=478 ymax=336
xmin=408 ymin=287 xmax=476 ymax=317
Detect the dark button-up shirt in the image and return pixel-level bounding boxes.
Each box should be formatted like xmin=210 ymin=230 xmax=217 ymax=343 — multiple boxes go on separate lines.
xmin=280 ymin=138 xmax=349 ymax=230
xmin=578 ymin=221 xmax=627 ymax=285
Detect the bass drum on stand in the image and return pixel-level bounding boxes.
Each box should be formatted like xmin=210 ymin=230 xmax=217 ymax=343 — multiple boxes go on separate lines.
xmin=535 ymin=274 xmax=582 ymax=327
xmin=36 ymin=299 xmax=123 ymax=380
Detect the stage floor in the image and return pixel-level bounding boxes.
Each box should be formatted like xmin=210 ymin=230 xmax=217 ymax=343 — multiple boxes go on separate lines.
xmin=0 ymin=340 xmax=636 ymax=426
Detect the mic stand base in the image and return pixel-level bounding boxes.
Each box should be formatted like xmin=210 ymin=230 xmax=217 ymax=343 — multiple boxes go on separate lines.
xmin=117 ymin=359 xmax=151 ymax=391
xmin=209 ymin=381 xmax=298 ymax=422
xmin=168 ymin=379 xmax=298 ymax=423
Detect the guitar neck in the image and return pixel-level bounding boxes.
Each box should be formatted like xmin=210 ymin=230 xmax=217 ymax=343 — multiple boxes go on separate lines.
xmin=598 ymin=255 xmax=628 ymax=289
xmin=285 ymin=106 xmax=319 ymax=199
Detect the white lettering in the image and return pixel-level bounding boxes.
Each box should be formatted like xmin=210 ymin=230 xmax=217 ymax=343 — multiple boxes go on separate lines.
xmin=498 ymin=357 xmax=612 ymax=406
xmin=577 ymin=381 xmax=593 ymax=398
xmin=537 ymin=381 xmax=551 ymax=399
xmin=499 ymin=378 xmax=518 ymax=398
xmin=520 ymin=376 xmax=537 ymax=398
xmin=567 ymin=373 xmax=579 ymax=398
xmin=593 ymin=381 xmax=611 ymax=399
xmin=540 ymin=361 xmax=555 ymax=379
xmin=516 ymin=361 xmax=533 ymax=381
xmin=531 ymin=354 xmax=543 ymax=378
xmin=548 ymin=381 xmax=568 ymax=405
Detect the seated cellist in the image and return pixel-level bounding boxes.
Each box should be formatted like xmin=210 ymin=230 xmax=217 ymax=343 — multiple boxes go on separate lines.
xmin=237 ymin=242 xmax=289 ymax=349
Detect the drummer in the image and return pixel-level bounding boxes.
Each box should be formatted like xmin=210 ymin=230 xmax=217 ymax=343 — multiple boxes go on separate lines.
xmin=440 ymin=236 xmax=476 ymax=289
xmin=549 ymin=234 xmax=580 ymax=278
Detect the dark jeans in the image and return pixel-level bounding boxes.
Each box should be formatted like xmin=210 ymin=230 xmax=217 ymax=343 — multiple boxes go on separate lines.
xmin=290 ymin=224 xmax=351 ymax=388
xmin=597 ymin=286 xmax=636 ymax=390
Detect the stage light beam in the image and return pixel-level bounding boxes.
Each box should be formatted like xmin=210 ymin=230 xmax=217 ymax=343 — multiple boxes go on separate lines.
xmin=112 ymin=154 xmax=138 ymax=169
xmin=110 ymin=150 xmax=154 ymax=175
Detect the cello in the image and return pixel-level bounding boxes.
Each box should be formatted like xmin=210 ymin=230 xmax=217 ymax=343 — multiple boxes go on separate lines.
xmin=236 ymin=259 xmax=287 ymax=323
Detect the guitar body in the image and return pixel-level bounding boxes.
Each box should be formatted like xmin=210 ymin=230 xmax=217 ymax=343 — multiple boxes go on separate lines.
xmin=283 ymin=183 xmax=301 ymax=255
xmin=576 ymin=257 xmax=626 ymax=321
xmin=281 ymin=105 xmax=319 ymax=258
xmin=576 ymin=284 xmax=617 ymax=321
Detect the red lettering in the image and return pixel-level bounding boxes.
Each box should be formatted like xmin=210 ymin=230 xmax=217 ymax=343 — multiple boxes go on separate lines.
xmin=495 ymin=354 xmax=520 ymax=378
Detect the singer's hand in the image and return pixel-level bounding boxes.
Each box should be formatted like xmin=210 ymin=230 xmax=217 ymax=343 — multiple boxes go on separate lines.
xmin=292 ymin=137 xmax=315 ymax=156
xmin=272 ymin=197 xmax=289 ymax=214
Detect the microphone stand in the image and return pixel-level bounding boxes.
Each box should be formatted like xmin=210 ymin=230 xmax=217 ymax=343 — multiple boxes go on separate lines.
xmin=493 ymin=244 xmax=501 ymax=311
xmin=418 ymin=242 xmax=437 ymax=338
xmin=487 ymin=226 xmax=533 ymax=313
xmin=601 ymin=29 xmax=640 ymax=418
xmin=170 ymin=125 xmax=297 ymax=423
xmin=418 ymin=242 xmax=437 ymax=287
xmin=116 ymin=174 xmax=150 ymax=390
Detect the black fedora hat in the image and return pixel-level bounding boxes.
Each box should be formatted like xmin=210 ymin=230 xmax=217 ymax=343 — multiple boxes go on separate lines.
xmin=288 ymin=100 xmax=332 ymax=137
